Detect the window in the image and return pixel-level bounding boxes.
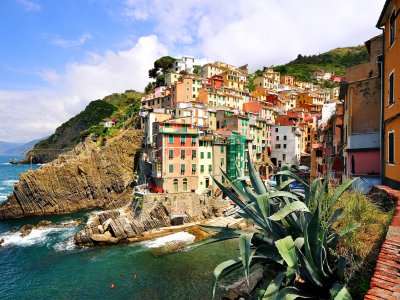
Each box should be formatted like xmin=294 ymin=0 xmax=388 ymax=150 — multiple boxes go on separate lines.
xmin=181 ymin=135 xmax=186 ymax=145
xmin=209 ymin=165 xmax=212 ymax=172
xmin=173 ymin=179 xmax=178 ymax=192
xmin=283 ymin=154 xmax=286 ymax=161
xmin=221 ymin=158 xmax=224 ymax=166
xmin=275 ymin=144 xmax=281 ymax=149
xmin=192 ymin=150 xmax=196 ymax=159
xmin=275 ymin=128 xmax=278 ymax=132
xmin=276 ymin=136 xmax=279 ymax=141
xmin=207 ymin=152 xmax=211 ymax=159
xmin=169 ymin=164 xmax=174 ymax=173
xmin=168 ymin=135 xmax=174 ymax=143
xmin=284 ymin=144 xmax=287 ymax=149
xmin=192 ymin=164 xmax=196 ymax=174
xmin=181 ymin=149 xmax=185 ymax=159
xmin=200 ymin=152 xmax=204 ymax=159
xmin=389 ymin=71 xmax=395 ymax=106
xmin=191 ymin=135 xmax=196 ymax=145
xmin=200 ymin=165 xmax=204 ymax=173
xmin=183 ymin=179 xmax=188 ymax=192
xmin=389 ymin=131 xmax=395 ymax=165
xmin=283 ymin=135 xmax=287 ymax=140
xmin=390 ymin=10 xmax=396 ymax=46
xmin=181 ymin=164 xmax=185 ymax=175
xmin=221 ymin=145 xmax=224 ymax=153
xmin=169 ymin=149 xmax=174 ymax=159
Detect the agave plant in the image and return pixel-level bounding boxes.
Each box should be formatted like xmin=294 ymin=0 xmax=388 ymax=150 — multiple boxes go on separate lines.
xmin=197 ymin=153 xmax=358 ymax=299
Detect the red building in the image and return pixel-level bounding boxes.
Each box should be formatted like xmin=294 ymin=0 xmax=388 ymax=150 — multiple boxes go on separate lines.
xmin=151 ymin=120 xmax=200 ymax=193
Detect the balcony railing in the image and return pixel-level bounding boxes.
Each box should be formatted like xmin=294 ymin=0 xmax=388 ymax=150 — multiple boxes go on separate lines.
xmin=161 ymin=127 xmax=199 ymax=134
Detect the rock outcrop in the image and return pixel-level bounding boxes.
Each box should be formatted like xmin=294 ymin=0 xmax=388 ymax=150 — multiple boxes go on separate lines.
xmin=0 ymin=129 xmax=143 ymax=219
xmin=74 ymin=196 xmax=229 ymax=247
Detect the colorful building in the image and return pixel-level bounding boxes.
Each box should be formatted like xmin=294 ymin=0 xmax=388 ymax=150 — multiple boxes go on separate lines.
xmin=377 ymin=0 xmax=400 ymax=189
xmin=150 ymin=120 xmax=200 ymax=193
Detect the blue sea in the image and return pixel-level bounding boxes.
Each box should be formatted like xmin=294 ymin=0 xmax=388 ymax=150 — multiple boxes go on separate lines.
xmin=0 ymin=154 xmax=239 ymax=299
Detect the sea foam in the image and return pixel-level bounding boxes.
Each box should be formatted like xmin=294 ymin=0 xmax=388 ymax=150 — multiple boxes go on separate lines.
xmin=0 ymin=227 xmax=75 ymax=248
xmin=142 ymin=232 xmax=196 ymax=248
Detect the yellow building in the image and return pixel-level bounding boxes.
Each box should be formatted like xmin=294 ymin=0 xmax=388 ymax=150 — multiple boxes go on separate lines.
xmin=377 ymin=0 xmax=400 ymax=189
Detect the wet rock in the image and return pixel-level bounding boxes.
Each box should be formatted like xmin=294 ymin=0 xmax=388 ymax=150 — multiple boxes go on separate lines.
xmin=20 ymin=224 xmax=36 ymax=237
xmin=0 ymin=238 xmax=4 ymax=246
xmin=37 ymin=220 xmax=52 ymax=228
xmin=89 ymin=231 xmax=119 ymax=244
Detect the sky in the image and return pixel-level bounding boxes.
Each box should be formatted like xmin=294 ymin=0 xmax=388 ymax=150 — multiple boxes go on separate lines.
xmin=0 ymin=0 xmax=384 ymax=143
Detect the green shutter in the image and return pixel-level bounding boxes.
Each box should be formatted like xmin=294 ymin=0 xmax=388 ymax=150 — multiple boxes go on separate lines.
xmin=169 ymin=164 xmax=174 ymax=173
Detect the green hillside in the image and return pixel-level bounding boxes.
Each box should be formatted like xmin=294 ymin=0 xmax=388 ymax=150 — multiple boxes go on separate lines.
xmin=269 ymin=45 xmax=369 ymax=83
xmin=33 ymin=90 xmax=142 ymax=151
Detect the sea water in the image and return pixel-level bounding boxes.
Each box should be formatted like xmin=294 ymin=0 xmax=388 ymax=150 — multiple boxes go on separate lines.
xmin=0 ymin=155 xmax=239 ymax=299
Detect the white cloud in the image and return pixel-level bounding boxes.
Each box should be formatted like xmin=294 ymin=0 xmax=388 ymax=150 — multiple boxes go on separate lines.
xmin=52 ymin=33 xmax=93 ymax=48
xmin=17 ymin=0 xmax=41 ymax=12
xmin=0 ymin=35 xmax=167 ymax=142
xmin=123 ymin=0 xmax=384 ymax=71
xmin=37 ymin=68 xmax=61 ymax=84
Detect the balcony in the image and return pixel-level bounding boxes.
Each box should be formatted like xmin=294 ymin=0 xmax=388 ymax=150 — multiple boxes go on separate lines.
xmin=161 ymin=127 xmax=199 ymax=134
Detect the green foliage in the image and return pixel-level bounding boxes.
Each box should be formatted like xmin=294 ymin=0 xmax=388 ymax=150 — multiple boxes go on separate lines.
xmin=34 ymin=91 xmax=142 ymax=150
xmin=194 ymin=153 xmax=359 ymax=299
xmin=147 ymin=56 xmax=176 ymax=89
xmin=270 ymin=46 xmax=369 ymax=82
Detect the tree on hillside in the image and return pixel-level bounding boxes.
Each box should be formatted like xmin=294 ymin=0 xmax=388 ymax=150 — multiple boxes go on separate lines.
xmin=148 ymin=56 xmax=176 ymax=79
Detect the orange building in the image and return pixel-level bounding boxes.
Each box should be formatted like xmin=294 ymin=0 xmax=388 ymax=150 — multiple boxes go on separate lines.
xmin=377 ymin=0 xmax=400 ymax=189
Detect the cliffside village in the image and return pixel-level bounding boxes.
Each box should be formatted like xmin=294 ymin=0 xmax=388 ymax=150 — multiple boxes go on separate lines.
xmin=137 ymin=1 xmax=400 ymax=196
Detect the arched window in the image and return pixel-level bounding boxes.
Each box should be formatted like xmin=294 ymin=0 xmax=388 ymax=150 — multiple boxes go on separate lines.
xmin=173 ymin=179 xmax=178 ymax=192
xmin=183 ymin=178 xmax=188 ymax=192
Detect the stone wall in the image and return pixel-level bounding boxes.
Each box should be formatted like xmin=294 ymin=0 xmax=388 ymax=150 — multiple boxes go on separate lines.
xmin=365 ymin=185 xmax=400 ymax=299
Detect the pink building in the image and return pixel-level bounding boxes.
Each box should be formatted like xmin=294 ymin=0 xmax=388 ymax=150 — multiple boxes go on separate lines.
xmin=151 ymin=120 xmax=200 ymax=193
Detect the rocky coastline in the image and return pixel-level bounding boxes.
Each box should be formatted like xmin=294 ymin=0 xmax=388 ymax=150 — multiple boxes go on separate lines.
xmin=0 ymin=128 xmax=144 ymax=219
xmin=74 ymin=195 xmax=231 ymax=247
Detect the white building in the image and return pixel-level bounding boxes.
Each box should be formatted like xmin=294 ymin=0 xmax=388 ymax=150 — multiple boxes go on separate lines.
xmin=197 ymin=136 xmax=213 ymax=194
xmin=173 ymin=56 xmax=195 ymax=74
xmin=270 ymin=125 xmax=301 ymax=168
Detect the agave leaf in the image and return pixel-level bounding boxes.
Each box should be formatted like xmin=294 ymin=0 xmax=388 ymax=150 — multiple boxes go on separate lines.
xmin=239 ymin=233 xmax=255 ymax=282
xmin=275 ymin=287 xmax=313 ymax=300
xmin=338 ymin=222 xmax=360 ymax=236
xmin=327 ymin=232 xmax=340 ymax=250
xmin=261 ymin=272 xmax=285 ymax=299
xmin=275 ymin=178 xmax=296 ymax=192
xmin=276 ymin=170 xmax=310 ymax=189
xmin=254 ymin=244 xmax=283 ymax=264
xmin=199 ymin=225 xmax=245 ymax=234
xmin=310 ymin=178 xmax=321 ymax=203
xmin=269 ymin=201 xmax=310 ymax=221
xmin=256 ymin=194 xmax=270 ymax=223
xmin=187 ymin=232 xmax=240 ymax=250
xmin=212 ymin=176 xmax=268 ymax=231
xmin=326 ymin=208 xmax=344 ymax=229
xmin=247 ymin=151 xmax=268 ymax=195
xmin=212 ymin=258 xmax=242 ymax=299
xmin=333 ymin=286 xmax=352 ymax=300
xmin=337 ymin=256 xmax=346 ymax=281
xmin=275 ymin=236 xmax=298 ymax=270
xmin=329 ymin=178 xmax=359 ymax=208
xmin=296 ymin=248 xmax=323 ymax=287
xmin=268 ymin=191 xmax=300 ymax=202
xmin=220 ymin=168 xmax=256 ymax=203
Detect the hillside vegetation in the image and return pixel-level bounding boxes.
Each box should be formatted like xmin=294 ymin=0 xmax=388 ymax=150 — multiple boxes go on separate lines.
xmin=271 ymin=45 xmax=369 ymax=83
xmin=26 ymin=90 xmax=142 ymax=162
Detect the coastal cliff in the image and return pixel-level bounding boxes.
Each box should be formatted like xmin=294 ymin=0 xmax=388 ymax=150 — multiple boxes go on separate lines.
xmin=21 ymin=91 xmax=142 ymax=164
xmin=0 ymin=128 xmax=143 ymax=219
